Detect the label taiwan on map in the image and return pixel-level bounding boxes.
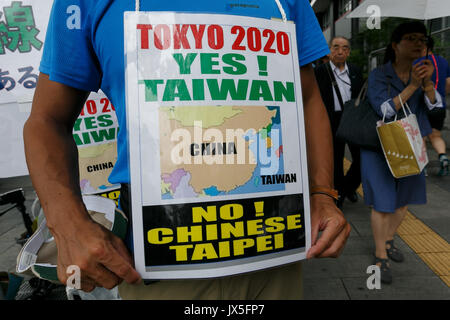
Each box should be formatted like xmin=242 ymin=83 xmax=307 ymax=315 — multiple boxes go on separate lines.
xmin=125 ymin=12 xmax=311 ymax=279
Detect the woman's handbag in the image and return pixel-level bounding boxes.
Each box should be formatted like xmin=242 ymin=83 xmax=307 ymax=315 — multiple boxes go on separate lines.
xmin=336 ymin=80 xmax=383 ymax=152
xmin=376 ymin=95 xmax=428 ymax=178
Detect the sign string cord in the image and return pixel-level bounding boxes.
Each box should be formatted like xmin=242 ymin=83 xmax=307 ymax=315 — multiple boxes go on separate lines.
xmin=135 ymin=0 xmax=287 ymax=22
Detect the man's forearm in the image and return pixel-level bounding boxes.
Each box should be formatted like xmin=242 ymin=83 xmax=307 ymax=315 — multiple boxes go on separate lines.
xmin=302 ymin=75 xmax=334 ymax=188
xmin=23 ymin=115 xmax=90 ymax=230
xmin=301 ymin=64 xmax=350 ymax=259
xmin=23 ymin=74 xmax=141 ymax=290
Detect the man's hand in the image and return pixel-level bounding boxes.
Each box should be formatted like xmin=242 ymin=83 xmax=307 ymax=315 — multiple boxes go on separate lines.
xmin=307 ymin=194 xmax=351 ymax=259
xmin=24 ymin=74 xmax=141 ymax=291
xmin=50 ymin=211 xmax=141 ymax=292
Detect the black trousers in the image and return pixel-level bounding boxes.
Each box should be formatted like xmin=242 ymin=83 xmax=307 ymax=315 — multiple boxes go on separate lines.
xmin=330 ymin=111 xmax=361 ymax=198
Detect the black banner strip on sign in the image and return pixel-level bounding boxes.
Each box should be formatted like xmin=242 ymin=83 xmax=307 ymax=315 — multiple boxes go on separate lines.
xmin=142 ymin=193 xmax=304 ymax=266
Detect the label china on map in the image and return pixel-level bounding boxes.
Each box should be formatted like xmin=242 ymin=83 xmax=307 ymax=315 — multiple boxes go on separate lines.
xmin=160 ymin=105 xmax=288 ymax=199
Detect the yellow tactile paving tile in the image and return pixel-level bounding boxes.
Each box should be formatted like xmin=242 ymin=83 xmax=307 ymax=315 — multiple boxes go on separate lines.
xmin=403 ymin=211 xmax=417 ymax=220
xmin=418 ymin=252 xmax=450 ymax=276
xmin=397 ymin=214 xmax=450 ymax=287
xmin=401 ymin=233 xmax=450 ymax=253
xmin=441 ymin=276 xmax=450 ymax=287
xmin=397 ymin=217 xmax=433 ymax=235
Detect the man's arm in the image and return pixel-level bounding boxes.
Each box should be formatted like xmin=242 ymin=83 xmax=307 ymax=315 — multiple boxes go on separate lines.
xmin=24 ymin=73 xmax=141 ymax=291
xmin=300 ymin=64 xmax=351 ymax=259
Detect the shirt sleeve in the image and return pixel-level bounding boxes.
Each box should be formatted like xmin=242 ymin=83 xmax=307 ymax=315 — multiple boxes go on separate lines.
xmin=379 ymin=99 xmax=397 ymax=118
xmin=39 ymin=0 xmax=101 ymax=92
xmin=285 ymin=0 xmax=330 ymax=66
xmin=446 ymin=59 xmax=450 ymax=78
xmin=367 ymin=68 xmax=396 ymax=119
xmin=424 ymin=89 xmax=443 ymax=109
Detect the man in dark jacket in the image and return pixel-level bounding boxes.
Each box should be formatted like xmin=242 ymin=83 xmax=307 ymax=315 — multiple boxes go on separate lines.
xmin=314 ymin=36 xmax=364 ymax=208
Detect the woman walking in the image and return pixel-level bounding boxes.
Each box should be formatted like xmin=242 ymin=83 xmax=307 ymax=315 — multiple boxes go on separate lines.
xmin=363 ymin=22 xmax=443 ymax=284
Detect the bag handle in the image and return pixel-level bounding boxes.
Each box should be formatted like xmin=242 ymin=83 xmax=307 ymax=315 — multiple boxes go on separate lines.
xmin=383 ymin=94 xmax=413 ymax=122
xmin=396 ymin=94 xmax=413 ymax=120
xmin=326 ymin=62 xmax=345 ymax=110
xmin=355 ymin=80 xmax=368 ymax=107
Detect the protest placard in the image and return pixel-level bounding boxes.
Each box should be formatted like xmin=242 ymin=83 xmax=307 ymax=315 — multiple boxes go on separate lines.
xmin=125 ymin=12 xmax=311 ymax=279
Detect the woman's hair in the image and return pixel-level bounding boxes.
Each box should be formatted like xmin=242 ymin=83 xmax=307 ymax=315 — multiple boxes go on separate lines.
xmin=383 ymin=21 xmax=428 ymax=64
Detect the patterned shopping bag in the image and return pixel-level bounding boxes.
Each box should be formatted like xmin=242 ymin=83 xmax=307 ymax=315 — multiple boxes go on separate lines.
xmin=376 ymin=99 xmax=428 ymax=178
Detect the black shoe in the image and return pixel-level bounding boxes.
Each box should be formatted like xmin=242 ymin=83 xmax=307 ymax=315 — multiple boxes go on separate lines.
xmin=346 ymin=191 xmax=358 ymax=203
xmin=374 ymin=257 xmax=392 ymax=284
xmin=438 ymin=156 xmax=449 ymax=176
xmin=386 ymin=240 xmax=404 ymax=262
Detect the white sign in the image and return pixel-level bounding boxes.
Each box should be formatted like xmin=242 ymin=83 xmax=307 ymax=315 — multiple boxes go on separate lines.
xmin=0 ymin=0 xmax=51 ymax=105
xmin=0 ymin=1 xmax=120 ymax=196
xmin=0 ymin=0 xmax=52 ymax=177
xmin=125 ymin=12 xmax=311 ymax=279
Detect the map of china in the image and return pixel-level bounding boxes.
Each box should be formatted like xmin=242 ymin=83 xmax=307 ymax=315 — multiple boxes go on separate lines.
xmin=159 ymin=106 xmax=285 ymax=199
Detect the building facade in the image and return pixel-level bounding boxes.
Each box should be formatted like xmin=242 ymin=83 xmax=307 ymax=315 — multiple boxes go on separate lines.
xmin=311 ymin=0 xmax=450 ymax=70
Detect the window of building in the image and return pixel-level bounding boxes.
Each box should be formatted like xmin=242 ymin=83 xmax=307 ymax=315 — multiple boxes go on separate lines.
xmin=430 ymin=18 xmax=442 ymax=32
xmin=338 ymin=0 xmax=352 ymax=17
xmin=322 ymin=9 xmax=330 ymax=29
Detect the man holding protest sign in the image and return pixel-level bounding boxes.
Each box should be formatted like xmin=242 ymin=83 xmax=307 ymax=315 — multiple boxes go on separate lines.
xmin=23 ymin=0 xmax=350 ymax=299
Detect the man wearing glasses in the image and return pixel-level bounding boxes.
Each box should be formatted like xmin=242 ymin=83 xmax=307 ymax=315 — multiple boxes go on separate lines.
xmin=314 ymin=36 xmax=364 ymax=209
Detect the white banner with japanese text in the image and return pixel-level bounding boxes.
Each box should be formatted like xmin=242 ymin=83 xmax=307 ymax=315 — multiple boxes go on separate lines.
xmin=0 ymin=0 xmax=120 ymax=195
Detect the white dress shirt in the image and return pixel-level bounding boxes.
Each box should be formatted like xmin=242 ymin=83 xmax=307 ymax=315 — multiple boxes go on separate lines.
xmin=330 ymin=61 xmax=352 ymax=112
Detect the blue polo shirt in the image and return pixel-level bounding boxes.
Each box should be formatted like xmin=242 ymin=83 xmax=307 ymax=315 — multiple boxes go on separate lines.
xmin=40 ymin=0 xmax=329 ymax=185
xmin=430 ymin=54 xmax=450 ymax=108
xmin=416 ymin=53 xmax=450 ymax=108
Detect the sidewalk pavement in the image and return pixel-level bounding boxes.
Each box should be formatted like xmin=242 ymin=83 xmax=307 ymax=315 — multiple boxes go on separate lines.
xmin=302 ymin=110 xmax=450 ymax=300
xmin=302 ymin=178 xmax=450 ymax=299
xmin=1 ymin=119 xmax=450 ymax=300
